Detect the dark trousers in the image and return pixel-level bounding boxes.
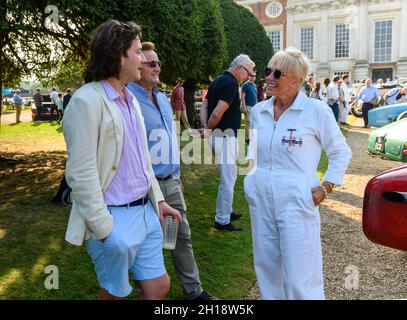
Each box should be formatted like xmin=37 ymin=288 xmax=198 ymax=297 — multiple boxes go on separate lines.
xmin=362 ymin=102 xmax=373 ymax=127
xmin=329 ymin=103 xmax=339 ymax=123
xmin=36 ymin=105 xmax=43 ymax=121
xmin=57 ymin=109 xmax=64 ymax=123
xmin=50 ymin=104 xmax=60 ymax=121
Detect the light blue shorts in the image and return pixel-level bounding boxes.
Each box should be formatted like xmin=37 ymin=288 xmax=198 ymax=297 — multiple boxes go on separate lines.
xmin=86 ymin=201 xmax=166 ymax=297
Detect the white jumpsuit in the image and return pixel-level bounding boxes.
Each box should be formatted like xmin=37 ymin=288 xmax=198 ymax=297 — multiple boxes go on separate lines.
xmin=244 ymin=91 xmax=351 ymax=300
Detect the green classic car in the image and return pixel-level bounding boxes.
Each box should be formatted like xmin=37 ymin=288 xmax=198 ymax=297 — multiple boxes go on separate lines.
xmin=368 ymin=118 xmax=407 ymax=162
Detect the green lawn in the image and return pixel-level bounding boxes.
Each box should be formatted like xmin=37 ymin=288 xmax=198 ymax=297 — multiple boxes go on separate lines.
xmin=0 ymin=121 xmax=65 ymax=153
xmin=0 ymin=121 xmax=333 ymax=300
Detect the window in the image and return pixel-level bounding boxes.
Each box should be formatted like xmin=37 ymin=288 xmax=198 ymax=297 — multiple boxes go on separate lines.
xmin=300 ymin=27 xmax=314 ymax=60
xmin=335 ymin=24 xmax=350 ymax=58
xmin=265 ymin=2 xmax=283 ymax=19
xmin=374 ymin=20 xmax=392 ymax=63
xmin=268 ymin=31 xmax=281 ymax=52
xmin=334 ymin=71 xmax=350 ymax=77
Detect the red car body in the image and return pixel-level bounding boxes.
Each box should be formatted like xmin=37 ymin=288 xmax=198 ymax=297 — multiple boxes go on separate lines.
xmin=363 ymin=165 xmax=407 ymax=250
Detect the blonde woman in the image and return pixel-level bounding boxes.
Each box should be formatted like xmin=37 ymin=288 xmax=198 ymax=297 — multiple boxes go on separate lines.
xmin=244 ymin=48 xmax=351 ymax=300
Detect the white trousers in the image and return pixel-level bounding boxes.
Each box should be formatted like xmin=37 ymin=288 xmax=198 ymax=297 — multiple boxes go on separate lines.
xmin=340 ymin=101 xmax=350 ymax=123
xmin=244 ymin=170 xmax=325 ymax=300
xmin=210 ymin=135 xmax=238 ymax=225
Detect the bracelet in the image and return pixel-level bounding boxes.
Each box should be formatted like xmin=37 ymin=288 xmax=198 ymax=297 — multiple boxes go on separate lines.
xmin=319 ymin=185 xmax=328 ymax=198
xmin=323 ymin=182 xmax=334 ymax=193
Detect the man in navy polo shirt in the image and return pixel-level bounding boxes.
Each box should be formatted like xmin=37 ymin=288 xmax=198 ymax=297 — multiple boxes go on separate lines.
xmin=201 ymin=54 xmax=255 ymax=232
xmin=241 ymin=71 xmax=257 ymax=143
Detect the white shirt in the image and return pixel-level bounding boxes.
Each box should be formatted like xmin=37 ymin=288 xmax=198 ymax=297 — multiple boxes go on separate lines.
xmin=50 ymin=90 xmax=59 ymax=103
xmin=247 ymin=91 xmax=351 ymax=187
xmin=327 ymin=83 xmax=340 ymax=103
xmin=385 ymin=88 xmax=407 ymax=105
xmin=56 ymin=97 xmax=63 ymax=110
xmin=321 ymin=85 xmax=328 ymax=103
xmin=341 ymin=82 xmax=351 ymax=102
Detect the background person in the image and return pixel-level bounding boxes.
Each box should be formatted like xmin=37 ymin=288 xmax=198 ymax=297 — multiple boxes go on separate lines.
xmin=321 ymin=77 xmax=330 ymax=104
xmin=355 ymin=78 xmax=381 ymax=128
xmin=384 ymin=85 xmax=407 ymax=105
xmin=327 ymin=76 xmax=341 ymax=123
xmin=244 ymin=47 xmax=351 ymax=300
xmin=33 ymin=88 xmax=43 ymax=122
xmin=13 ymin=89 xmax=23 ymax=123
xmin=337 ymin=79 xmax=345 ymax=125
xmin=63 ymin=88 xmax=72 ymax=110
xmin=257 ymin=79 xmax=265 ymax=102
xmin=310 ymin=81 xmax=322 ymax=100
xmin=200 ymin=54 xmax=255 ymax=231
xmin=56 ymin=93 xmax=64 ymax=124
xmin=376 ymin=78 xmax=384 ymax=87
xmin=340 ymin=74 xmax=351 ymax=125
xmin=170 ymin=78 xmax=191 ymax=131
xmin=241 ymin=71 xmax=257 ymax=143
xmin=50 ymin=87 xmax=59 ymax=122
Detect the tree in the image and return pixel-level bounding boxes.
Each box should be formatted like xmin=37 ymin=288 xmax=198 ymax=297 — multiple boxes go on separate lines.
xmin=219 ymin=0 xmax=274 ymax=80
xmin=43 ymin=53 xmax=86 ymax=89
xmin=130 ymin=0 xmax=204 ymax=85
xmin=0 ymin=1 xmax=70 ymax=119
xmin=0 ymin=0 xmax=142 ymax=120
xmin=183 ymin=0 xmax=227 ymax=125
xmin=1 ymin=0 xmax=271 ymax=129
xmin=0 ymin=1 xmax=210 ymax=121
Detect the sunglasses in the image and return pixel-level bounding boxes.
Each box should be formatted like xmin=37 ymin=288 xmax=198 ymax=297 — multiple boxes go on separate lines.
xmin=264 ymin=67 xmax=288 ymax=79
xmin=142 ymin=60 xmax=161 ymax=68
xmin=242 ymin=66 xmax=255 ymax=77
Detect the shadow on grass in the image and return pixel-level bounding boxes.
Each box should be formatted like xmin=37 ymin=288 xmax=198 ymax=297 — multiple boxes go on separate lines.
xmin=27 ymin=121 xmax=63 ymax=132
xmin=0 ymin=149 xmax=256 ymax=300
xmin=0 ymin=151 xmax=98 ymax=299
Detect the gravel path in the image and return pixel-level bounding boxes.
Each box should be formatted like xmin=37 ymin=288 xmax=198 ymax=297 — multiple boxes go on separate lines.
xmin=247 ymin=117 xmax=407 ymax=300
xmin=1 ymin=109 xmax=33 ymax=124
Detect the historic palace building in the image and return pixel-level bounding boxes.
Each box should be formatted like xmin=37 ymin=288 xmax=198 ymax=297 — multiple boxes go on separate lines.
xmin=235 ymin=0 xmax=407 ymax=81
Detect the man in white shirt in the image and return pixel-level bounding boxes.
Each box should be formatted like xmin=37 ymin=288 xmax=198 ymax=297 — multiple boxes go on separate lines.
xmin=49 ymin=87 xmax=59 ymax=122
xmin=340 ymin=74 xmax=352 ymax=125
xmin=327 ymin=76 xmax=340 ymax=123
xmin=384 ymin=86 xmax=407 ymax=105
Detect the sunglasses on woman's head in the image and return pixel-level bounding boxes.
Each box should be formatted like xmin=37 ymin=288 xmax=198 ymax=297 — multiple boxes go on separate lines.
xmin=264 ymin=67 xmax=288 ymax=79
xmin=143 ymin=60 xmax=161 ymax=68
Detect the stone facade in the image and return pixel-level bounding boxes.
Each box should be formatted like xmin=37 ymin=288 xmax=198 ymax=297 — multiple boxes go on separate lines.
xmin=235 ymin=0 xmax=407 ymax=82
xmin=237 ymin=0 xmax=287 ymax=52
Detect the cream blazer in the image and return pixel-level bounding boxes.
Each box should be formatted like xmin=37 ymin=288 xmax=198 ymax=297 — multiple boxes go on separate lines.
xmin=63 ymin=81 xmax=164 ymax=246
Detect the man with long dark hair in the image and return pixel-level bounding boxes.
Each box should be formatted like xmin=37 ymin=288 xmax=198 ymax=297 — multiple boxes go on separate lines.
xmin=62 ymin=20 xmax=182 ymax=300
